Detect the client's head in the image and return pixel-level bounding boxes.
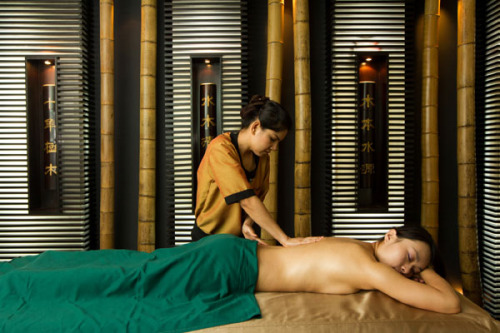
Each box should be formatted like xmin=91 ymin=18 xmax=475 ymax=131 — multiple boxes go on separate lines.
xmin=375 ymin=226 xmax=443 ymax=278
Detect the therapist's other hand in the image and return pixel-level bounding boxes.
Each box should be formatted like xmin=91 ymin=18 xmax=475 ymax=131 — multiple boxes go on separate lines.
xmin=280 ymin=236 xmax=324 ymax=247
xmin=242 ymin=220 xmax=268 ymax=246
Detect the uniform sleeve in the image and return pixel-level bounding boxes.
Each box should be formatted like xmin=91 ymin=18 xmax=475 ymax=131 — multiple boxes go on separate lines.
xmin=207 ymin=141 xmax=256 ymax=205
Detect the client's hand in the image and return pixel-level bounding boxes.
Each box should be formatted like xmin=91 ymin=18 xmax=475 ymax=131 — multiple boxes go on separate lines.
xmin=280 ymin=236 xmax=324 ymax=247
xmin=242 ymin=219 xmax=268 ymax=246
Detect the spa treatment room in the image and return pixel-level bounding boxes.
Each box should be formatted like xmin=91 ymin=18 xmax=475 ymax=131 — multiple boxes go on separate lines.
xmin=0 ymin=0 xmax=499 ymax=332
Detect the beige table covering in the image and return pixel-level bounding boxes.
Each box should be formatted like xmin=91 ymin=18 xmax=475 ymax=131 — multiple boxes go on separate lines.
xmin=196 ymin=291 xmax=500 ymax=332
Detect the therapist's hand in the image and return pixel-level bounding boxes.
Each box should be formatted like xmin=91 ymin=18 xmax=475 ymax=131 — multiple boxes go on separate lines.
xmin=280 ymin=236 xmax=324 ymax=247
xmin=242 ymin=219 xmax=268 ymax=246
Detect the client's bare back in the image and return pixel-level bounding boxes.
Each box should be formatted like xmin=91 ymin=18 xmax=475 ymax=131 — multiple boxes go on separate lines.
xmin=256 ymin=237 xmax=374 ymax=294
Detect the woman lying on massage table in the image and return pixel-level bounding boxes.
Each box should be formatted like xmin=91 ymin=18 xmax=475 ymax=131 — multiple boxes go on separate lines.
xmin=0 ymin=226 xmax=460 ymax=332
xmin=256 ymin=225 xmax=461 ymax=314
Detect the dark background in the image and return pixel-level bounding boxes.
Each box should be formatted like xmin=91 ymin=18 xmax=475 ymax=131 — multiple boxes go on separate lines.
xmin=91 ymin=0 xmax=461 ymax=288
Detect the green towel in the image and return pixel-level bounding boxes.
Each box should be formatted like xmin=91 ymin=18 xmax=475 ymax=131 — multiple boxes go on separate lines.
xmin=0 ymin=234 xmax=261 ymax=332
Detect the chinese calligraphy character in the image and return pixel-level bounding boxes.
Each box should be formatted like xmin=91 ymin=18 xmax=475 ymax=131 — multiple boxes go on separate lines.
xmin=202 ymin=136 xmax=213 ymax=147
xmin=201 ymin=115 xmax=215 ymax=128
xmin=361 ymin=118 xmax=374 ymax=131
xmin=361 ymin=141 xmax=375 ymax=153
xmin=361 ymin=163 xmax=375 ymax=175
xmin=45 ymin=163 xmax=57 ymax=176
xmin=361 ymin=94 xmax=374 ymax=109
xmin=44 ymin=118 xmax=56 ymax=132
xmin=202 ymin=95 xmax=215 ymax=107
xmin=44 ymin=142 xmax=57 ymax=154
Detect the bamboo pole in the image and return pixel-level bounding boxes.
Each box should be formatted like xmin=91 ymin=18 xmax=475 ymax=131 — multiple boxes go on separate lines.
xmin=138 ymin=0 xmax=157 ymax=252
xmin=262 ymin=0 xmax=284 ymax=244
xmin=293 ymin=0 xmax=311 ymax=237
xmin=457 ymin=0 xmax=482 ymax=306
xmin=420 ymin=0 xmax=440 ymax=243
xmin=100 ymin=0 xmax=115 ymax=249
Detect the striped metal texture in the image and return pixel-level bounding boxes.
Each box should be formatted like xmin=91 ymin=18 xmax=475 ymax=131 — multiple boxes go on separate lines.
xmin=478 ymin=0 xmax=500 ymax=319
xmin=0 ymin=1 xmax=94 ymax=260
xmin=329 ymin=0 xmax=413 ymax=240
xmin=164 ymin=0 xmax=248 ymax=245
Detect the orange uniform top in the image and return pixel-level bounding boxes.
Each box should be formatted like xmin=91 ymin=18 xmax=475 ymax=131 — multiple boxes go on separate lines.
xmin=194 ymin=132 xmax=270 ymax=236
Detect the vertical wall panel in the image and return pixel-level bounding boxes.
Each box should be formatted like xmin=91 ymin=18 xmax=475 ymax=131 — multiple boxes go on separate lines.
xmin=0 ymin=1 xmax=94 ymax=259
xmin=478 ymin=0 xmax=500 ymax=320
xmin=329 ymin=0 xmax=413 ymax=240
xmin=164 ymin=1 xmax=247 ymax=244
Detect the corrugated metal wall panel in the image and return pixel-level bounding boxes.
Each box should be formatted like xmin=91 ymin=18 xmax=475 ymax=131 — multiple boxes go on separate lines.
xmin=0 ymin=0 xmax=93 ymax=260
xmin=479 ymin=0 xmax=500 ymax=319
xmin=330 ymin=0 xmax=410 ymax=240
xmin=164 ymin=0 xmax=247 ymax=245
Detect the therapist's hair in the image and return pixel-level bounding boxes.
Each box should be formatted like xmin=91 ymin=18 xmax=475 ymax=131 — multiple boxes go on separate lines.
xmin=240 ymin=95 xmax=292 ymax=132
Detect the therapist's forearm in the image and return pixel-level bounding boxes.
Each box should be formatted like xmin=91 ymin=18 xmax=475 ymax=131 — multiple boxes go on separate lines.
xmin=240 ymin=195 xmax=289 ymax=244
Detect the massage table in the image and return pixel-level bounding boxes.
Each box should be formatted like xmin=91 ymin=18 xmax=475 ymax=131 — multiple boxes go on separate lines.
xmin=196 ymin=291 xmax=500 ymax=332
xmin=1 ymin=235 xmax=498 ymax=332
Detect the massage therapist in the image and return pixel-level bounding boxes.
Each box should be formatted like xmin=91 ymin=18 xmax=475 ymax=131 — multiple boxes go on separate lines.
xmin=191 ymin=95 xmax=322 ymax=246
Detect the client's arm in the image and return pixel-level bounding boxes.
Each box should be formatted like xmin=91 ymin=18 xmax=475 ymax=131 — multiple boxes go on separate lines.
xmin=367 ymin=263 xmax=461 ymax=314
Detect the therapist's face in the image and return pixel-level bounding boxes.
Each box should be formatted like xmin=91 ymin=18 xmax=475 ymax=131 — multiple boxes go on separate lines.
xmin=251 ymin=121 xmax=287 ymax=156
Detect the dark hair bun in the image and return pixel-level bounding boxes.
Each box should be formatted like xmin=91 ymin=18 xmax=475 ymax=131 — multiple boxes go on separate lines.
xmin=240 ymin=95 xmax=270 ymax=120
xmin=240 ymin=95 xmax=292 ymax=132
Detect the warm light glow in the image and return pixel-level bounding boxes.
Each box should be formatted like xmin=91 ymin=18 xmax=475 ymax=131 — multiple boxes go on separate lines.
xmin=452 ymin=283 xmax=463 ymax=295
xmin=44 ymin=60 xmax=52 ymax=65
xmin=361 ymin=62 xmax=367 ymax=66
xmin=366 ymin=57 xmax=372 ymax=62
xmin=204 ymin=59 xmax=210 ymax=64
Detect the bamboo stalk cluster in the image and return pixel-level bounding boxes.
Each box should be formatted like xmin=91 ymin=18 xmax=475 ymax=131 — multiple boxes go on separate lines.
xmin=293 ymin=0 xmax=312 ymax=237
xmin=262 ymin=0 xmax=284 ymax=245
xmin=137 ymin=0 xmax=157 ymax=253
xmin=263 ymin=0 xmax=313 ymax=240
xmin=99 ymin=0 xmax=115 ymax=249
xmin=420 ymin=0 xmax=440 ymax=243
xmin=457 ymin=0 xmax=481 ymax=306
xmin=420 ymin=0 xmax=482 ymax=306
